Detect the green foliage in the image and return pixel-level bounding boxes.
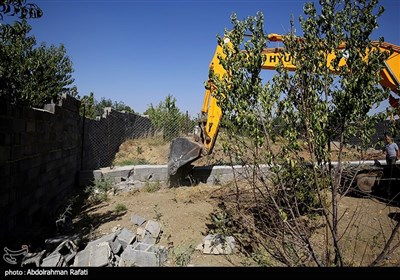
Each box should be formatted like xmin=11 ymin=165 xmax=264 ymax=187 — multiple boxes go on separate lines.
xmin=0 ymin=20 xmax=75 ymax=107
xmin=0 ymin=0 xmax=42 ymax=20
xmin=84 ymin=177 xmax=114 ymax=203
xmin=210 ymin=211 xmax=231 ymax=234
xmin=80 ymin=92 xmax=96 ymax=118
xmin=80 ymin=93 xmax=134 ymax=119
xmin=95 ymin=97 xmax=134 ymax=115
xmin=114 ymin=203 xmax=127 ymax=214
xmin=144 ymin=94 xmax=191 ymax=141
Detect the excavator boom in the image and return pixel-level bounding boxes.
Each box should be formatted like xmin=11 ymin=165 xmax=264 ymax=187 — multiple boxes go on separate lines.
xmin=168 ymin=34 xmax=400 ymax=176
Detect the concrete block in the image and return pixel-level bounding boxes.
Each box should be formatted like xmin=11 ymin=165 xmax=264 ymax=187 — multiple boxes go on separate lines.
xmin=114 ymin=181 xmax=131 ymax=192
xmin=119 ymin=243 xmax=159 ymax=267
xmin=50 ymin=240 xmax=78 ymax=264
xmin=43 ymin=103 xmax=56 ymax=113
xmin=131 ymin=214 xmax=146 ymax=226
xmin=41 ymin=253 xmax=66 ymax=267
xmin=0 ymin=146 xmax=11 ymax=162
xmin=130 ymin=180 xmax=146 ymax=190
xmin=117 ymin=228 xmax=136 ymax=249
xmin=93 ymin=170 xmax=102 ymax=180
xmin=137 ymin=243 xmax=167 ymax=266
xmin=73 ymin=248 xmax=91 ymax=267
xmin=26 ymin=120 xmax=36 ymax=132
xmin=144 ymin=220 xmax=161 ymax=239
xmin=90 ymin=242 xmax=112 ymax=267
xmin=110 ymin=239 xmax=122 ymax=255
xmin=85 ymin=232 xmax=117 ymax=250
xmin=134 ymin=250 xmax=158 ymax=267
xmin=118 ymin=245 xmax=136 ymax=267
xmin=0 ymin=131 xmax=12 ymax=145
xmin=132 ymin=242 xmax=154 ymax=252
xmin=101 ymin=165 xmax=134 ymax=179
xmin=140 ymin=233 xmax=156 ymax=245
xmin=133 ymin=165 xmax=168 ymax=182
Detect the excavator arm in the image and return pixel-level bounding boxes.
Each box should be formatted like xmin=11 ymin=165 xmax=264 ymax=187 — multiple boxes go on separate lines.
xmin=167 ymin=34 xmax=400 ymax=176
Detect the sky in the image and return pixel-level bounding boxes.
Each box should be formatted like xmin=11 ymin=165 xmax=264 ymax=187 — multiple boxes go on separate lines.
xmin=11 ymin=0 xmax=400 ymax=116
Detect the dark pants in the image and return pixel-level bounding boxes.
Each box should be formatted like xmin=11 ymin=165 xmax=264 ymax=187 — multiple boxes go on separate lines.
xmin=386 ymin=156 xmax=397 ymax=165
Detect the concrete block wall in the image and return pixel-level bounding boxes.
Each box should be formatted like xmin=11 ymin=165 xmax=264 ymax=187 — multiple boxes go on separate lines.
xmin=0 ymin=97 xmax=156 ymax=244
xmin=79 ymin=164 xmax=261 ymax=190
xmin=0 ymin=94 xmax=82 ymax=243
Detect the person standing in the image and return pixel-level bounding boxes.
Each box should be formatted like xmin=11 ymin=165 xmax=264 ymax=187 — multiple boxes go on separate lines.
xmin=384 ymin=134 xmax=399 ymax=165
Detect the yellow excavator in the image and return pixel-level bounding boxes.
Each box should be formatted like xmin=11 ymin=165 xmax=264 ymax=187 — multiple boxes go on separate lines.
xmin=167 ymin=33 xmax=400 ymax=176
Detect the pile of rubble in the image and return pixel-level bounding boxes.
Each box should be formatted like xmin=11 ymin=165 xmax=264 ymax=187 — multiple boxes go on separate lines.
xmin=20 ymin=212 xmax=237 ymax=267
xmin=22 ymin=214 xmax=167 ymax=267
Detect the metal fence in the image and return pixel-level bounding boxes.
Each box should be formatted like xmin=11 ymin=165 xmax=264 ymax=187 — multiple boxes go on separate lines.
xmin=80 ymin=108 xmax=195 ymax=170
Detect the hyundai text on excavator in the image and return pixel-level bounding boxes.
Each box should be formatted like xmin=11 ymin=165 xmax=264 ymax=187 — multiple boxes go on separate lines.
xmin=167 ymin=33 xmax=400 ymax=177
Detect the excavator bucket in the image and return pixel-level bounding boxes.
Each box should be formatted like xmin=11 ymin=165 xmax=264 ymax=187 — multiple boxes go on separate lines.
xmin=168 ymin=137 xmax=203 ymax=176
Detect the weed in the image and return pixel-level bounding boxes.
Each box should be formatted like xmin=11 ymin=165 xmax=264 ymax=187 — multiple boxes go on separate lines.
xmin=143 ymin=181 xmax=161 ymax=193
xmin=153 ymin=204 xmax=163 ymax=221
xmin=114 ymin=203 xmax=127 ymax=214
xmin=172 ymin=245 xmax=195 ymax=267
xmin=94 ymin=177 xmax=114 ymax=192
xmin=210 ymin=211 xmax=230 ymax=234
xmin=84 ymin=177 xmax=114 ymax=203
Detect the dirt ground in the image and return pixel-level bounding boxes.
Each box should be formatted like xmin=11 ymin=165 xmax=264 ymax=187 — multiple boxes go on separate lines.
xmin=72 ymin=184 xmax=250 ymax=267
xmin=70 ymin=182 xmax=400 ymax=267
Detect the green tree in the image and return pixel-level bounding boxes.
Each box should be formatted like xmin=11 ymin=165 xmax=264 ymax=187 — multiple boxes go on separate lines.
xmin=211 ymin=0 xmax=397 ymax=267
xmin=80 ymin=94 xmax=134 ymax=119
xmin=144 ymin=94 xmax=187 ymax=141
xmin=95 ymin=97 xmax=134 ymax=116
xmin=0 ymin=20 xmax=75 ymax=107
xmin=113 ymin=100 xmax=133 ymax=113
xmin=80 ymin=92 xmax=96 ymax=118
xmin=0 ymin=0 xmax=42 ymax=20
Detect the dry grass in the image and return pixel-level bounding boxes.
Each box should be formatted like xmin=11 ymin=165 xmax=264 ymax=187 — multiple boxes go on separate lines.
xmin=112 ymin=133 xmax=385 ymax=167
